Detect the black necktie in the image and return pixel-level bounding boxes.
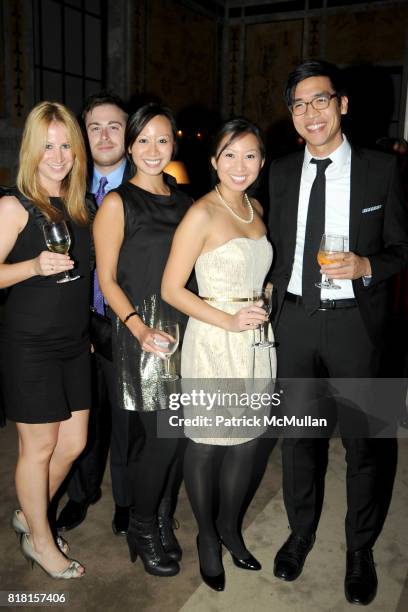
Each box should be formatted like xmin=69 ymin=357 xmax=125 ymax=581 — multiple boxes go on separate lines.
xmin=302 ymin=158 xmax=332 ymax=313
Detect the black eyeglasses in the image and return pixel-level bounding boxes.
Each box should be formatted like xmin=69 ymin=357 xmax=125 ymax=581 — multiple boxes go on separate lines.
xmin=290 ymin=93 xmax=338 ymax=116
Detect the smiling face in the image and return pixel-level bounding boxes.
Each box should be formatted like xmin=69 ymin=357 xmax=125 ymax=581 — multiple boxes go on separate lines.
xmin=211 ymin=131 xmax=264 ymax=194
xmin=37 ymin=121 xmax=74 ymax=194
xmin=85 ymin=103 xmax=126 ymax=172
xmin=128 ymin=114 xmax=174 ymax=177
xmin=291 ymin=75 xmax=348 ymax=157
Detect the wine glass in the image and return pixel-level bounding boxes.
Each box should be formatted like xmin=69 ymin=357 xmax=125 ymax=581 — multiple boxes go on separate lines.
xmin=252 ymin=287 xmax=274 ymax=349
xmin=316 ymin=234 xmax=345 ymax=290
xmin=155 ymin=321 xmax=180 ymax=381
xmin=42 ymin=221 xmax=80 ymax=284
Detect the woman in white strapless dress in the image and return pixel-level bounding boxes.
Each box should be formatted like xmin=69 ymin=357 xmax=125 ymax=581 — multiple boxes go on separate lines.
xmin=162 ymin=119 xmax=276 ymax=591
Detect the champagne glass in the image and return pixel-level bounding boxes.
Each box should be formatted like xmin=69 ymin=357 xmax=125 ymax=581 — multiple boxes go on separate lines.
xmin=156 ymin=321 xmax=180 ymax=381
xmin=42 ymin=221 xmax=80 ymax=284
xmin=316 ymin=234 xmax=345 ymax=290
xmin=252 ymin=287 xmax=274 ymax=349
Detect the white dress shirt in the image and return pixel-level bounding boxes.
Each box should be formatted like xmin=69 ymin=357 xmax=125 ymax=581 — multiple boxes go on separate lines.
xmin=287 ymin=135 xmax=355 ymax=300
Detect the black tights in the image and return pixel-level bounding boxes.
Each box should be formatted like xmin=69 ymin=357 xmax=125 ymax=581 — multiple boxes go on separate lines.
xmin=128 ymin=411 xmax=180 ymax=518
xmin=184 ymin=437 xmax=260 ymax=574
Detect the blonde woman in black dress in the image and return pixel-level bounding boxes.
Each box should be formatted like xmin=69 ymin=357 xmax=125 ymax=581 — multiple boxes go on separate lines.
xmin=0 ymin=102 xmax=91 ymax=578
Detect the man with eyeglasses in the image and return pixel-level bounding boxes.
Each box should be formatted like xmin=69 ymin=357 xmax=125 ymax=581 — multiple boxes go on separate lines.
xmin=268 ymin=60 xmax=408 ymax=605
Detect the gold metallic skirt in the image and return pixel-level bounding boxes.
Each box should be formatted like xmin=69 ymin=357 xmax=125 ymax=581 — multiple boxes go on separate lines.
xmin=112 ymin=293 xmax=183 ymax=412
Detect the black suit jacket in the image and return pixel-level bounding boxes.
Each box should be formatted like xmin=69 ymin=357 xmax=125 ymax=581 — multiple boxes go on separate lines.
xmin=268 ymin=145 xmax=408 ymax=347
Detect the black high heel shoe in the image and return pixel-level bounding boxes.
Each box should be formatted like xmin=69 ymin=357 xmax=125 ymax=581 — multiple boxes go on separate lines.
xmin=218 ymin=534 xmax=261 ymax=571
xmin=196 ymin=535 xmax=225 ymax=591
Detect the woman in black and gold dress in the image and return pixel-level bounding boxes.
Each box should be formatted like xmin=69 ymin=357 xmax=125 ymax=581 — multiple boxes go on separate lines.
xmin=93 ymin=103 xmax=191 ymax=577
xmin=0 ymin=102 xmax=91 ymax=578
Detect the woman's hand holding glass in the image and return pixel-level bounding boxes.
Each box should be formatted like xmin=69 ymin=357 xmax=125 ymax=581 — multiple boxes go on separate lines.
xmin=42 ymin=221 xmax=80 ymax=283
xmin=252 ymin=287 xmax=274 ymax=348
xmin=227 ymin=303 xmax=267 ymax=333
xmin=155 ymin=322 xmax=180 ymax=381
xmin=33 ymin=249 xmax=74 ymax=277
xmin=132 ymin=321 xmax=173 ymax=356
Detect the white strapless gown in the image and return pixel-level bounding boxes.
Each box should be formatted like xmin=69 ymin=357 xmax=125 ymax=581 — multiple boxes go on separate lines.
xmin=181 ymin=235 xmax=277 ymax=445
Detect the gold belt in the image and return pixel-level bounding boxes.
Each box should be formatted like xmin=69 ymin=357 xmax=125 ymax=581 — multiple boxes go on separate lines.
xmin=200 ymin=296 xmax=255 ymax=302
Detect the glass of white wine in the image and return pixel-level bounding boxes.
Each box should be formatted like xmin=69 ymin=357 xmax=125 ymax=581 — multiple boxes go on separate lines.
xmin=252 ymin=287 xmax=274 ymax=349
xmin=155 ymin=321 xmax=180 ymax=381
xmin=42 ymin=220 xmax=80 ymax=284
xmin=316 ymin=233 xmax=345 ymax=290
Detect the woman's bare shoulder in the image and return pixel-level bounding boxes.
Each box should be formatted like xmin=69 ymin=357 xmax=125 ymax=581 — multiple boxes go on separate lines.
xmin=251 ymin=197 xmax=264 ymax=216
xmin=99 ymin=190 xmax=123 ymax=209
xmin=189 ymin=191 xmax=220 ymax=218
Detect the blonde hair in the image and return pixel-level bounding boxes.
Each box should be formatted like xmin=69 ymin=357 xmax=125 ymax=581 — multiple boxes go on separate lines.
xmin=17 ymin=101 xmax=88 ymax=225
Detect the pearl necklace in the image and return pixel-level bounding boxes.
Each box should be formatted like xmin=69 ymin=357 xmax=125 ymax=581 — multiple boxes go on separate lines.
xmin=215 ymin=185 xmax=254 ymax=224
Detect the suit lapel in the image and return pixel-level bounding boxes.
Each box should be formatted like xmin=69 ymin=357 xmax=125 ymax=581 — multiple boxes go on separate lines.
xmin=349 ymin=147 xmax=368 ymax=251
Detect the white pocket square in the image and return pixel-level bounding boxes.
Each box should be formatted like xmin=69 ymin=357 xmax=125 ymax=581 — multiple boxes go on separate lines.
xmin=362 ymin=205 xmax=383 ymax=213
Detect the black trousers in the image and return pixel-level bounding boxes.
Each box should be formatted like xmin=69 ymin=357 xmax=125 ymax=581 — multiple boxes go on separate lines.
xmin=67 ymin=352 xmax=132 ymax=507
xmin=275 ymin=298 xmax=396 ymax=551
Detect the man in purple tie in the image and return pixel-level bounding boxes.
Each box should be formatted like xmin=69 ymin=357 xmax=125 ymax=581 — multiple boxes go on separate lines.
xmin=56 ymin=92 xmax=133 ymax=536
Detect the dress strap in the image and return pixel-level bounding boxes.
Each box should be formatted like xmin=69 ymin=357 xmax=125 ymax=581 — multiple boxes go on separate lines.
xmin=0 ymin=185 xmax=46 ymax=229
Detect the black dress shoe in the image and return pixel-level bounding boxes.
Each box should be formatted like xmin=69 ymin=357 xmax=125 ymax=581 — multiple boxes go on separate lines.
xmin=273 ymin=533 xmax=315 ymax=581
xmin=345 ymin=549 xmax=378 ymax=606
xmin=197 ymin=535 xmax=225 ymax=592
xmin=56 ymin=489 xmax=102 ymax=531
xmin=112 ymin=505 xmax=129 ymax=536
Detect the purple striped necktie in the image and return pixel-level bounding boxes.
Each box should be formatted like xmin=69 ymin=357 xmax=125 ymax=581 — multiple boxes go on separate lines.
xmin=93 ymin=176 xmax=108 ymax=314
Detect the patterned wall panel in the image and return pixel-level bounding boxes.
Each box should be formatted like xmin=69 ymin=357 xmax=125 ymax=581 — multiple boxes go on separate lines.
xmin=307 ymin=17 xmax=321 ymax=59
xmin=227 ymin=24 xmax=242 ymax=117
xmin=325 ymin=7 xmax=408 ymax=64
xmin=244 ymin=20 xmax=303 ymax=133
xmin=8 ymin=0 xmax=30 ymax=127
xmin=129 ymin=0 xmax=146 ymax=95
xmin=145 ymin=0 xmax=217 ymax=114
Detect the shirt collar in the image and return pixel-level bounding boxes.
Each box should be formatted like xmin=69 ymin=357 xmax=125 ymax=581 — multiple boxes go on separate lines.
xmin=303 ymin=135 xmax=351 ymax=171
xmin=91 ymin=159 xmax=126 ymax=194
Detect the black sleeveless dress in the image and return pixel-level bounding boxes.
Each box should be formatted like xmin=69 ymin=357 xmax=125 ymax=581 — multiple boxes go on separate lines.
xmin=111 ymin=177 xmax=191 ymax=412
xmin=0 ymin=192 xmax=92 ymax=423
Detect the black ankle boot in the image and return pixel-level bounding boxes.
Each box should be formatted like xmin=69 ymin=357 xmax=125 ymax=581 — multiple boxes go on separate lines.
xmin=157 ymin=497 xmax=182 ymax=562
xmin=127 ymin=510 xmax=180 ymax=577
